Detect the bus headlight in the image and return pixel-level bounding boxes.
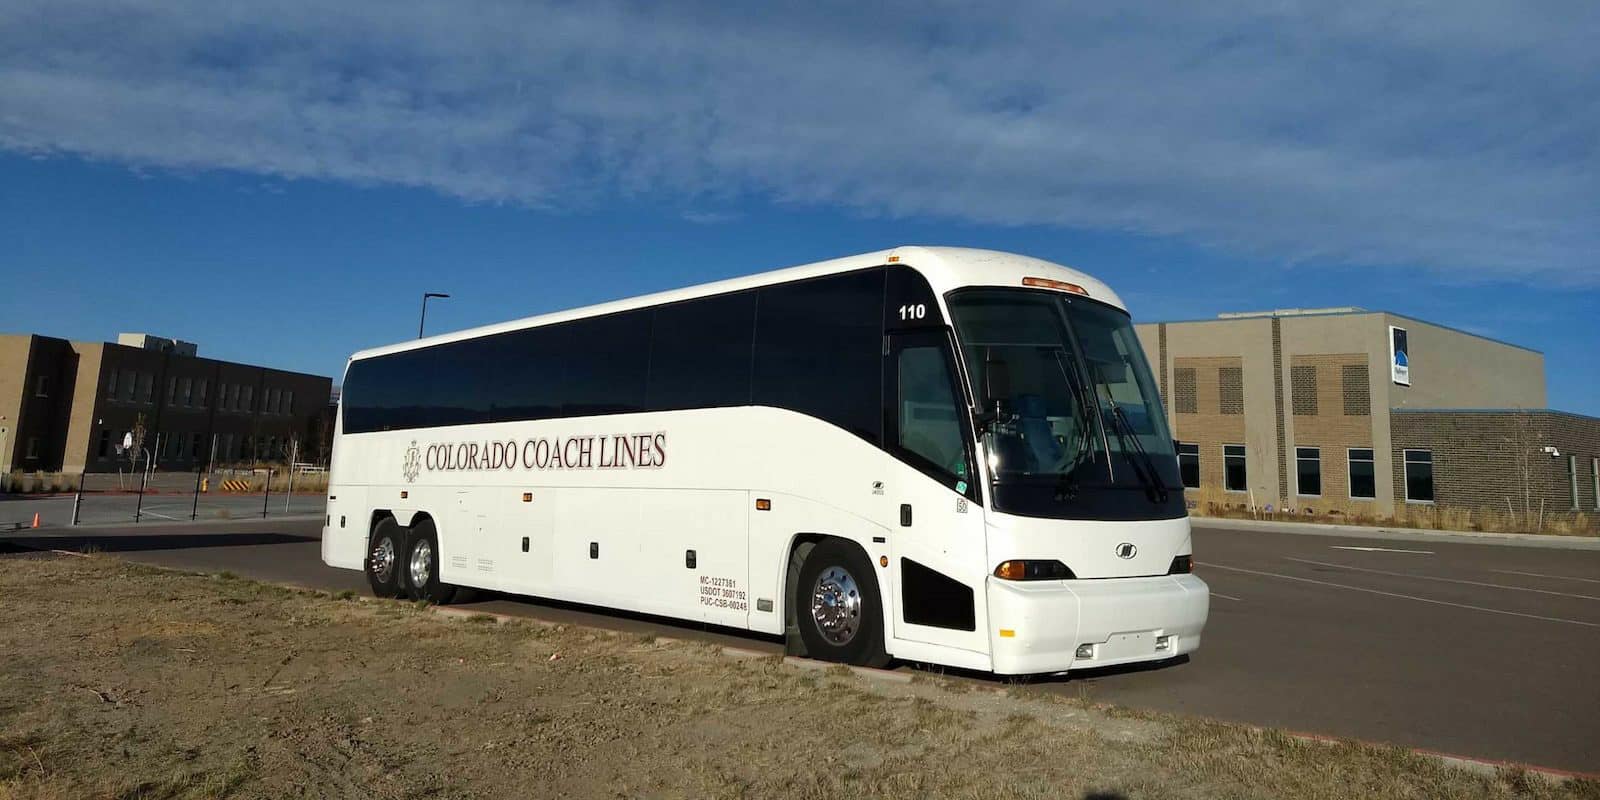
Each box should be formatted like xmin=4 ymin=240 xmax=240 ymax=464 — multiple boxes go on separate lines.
xmin=994 ymin=560 xmax=1075 ymax=580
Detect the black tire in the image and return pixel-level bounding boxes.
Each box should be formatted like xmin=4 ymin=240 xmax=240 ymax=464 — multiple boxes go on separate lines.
xmin=793 ymin=538 xmax=889 ymax=668
xmin=402 ymin=518 xmax=460 ymax=605
xmin=365 ymin=517 xmax=405 ymax=599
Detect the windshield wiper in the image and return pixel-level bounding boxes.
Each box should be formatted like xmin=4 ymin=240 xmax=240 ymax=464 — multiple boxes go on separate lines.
xmin=1051 ymin=349 xmax=1104 ymax=483
xmin=1088 ymin=364 xmax=1170 ymax=503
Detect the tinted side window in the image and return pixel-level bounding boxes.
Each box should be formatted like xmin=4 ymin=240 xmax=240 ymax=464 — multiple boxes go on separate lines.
xmin=343 ymin=348 xmax=436 ymax=433
xmin=562 ymin=310 xmax=651 ymax=416
xmin=753 ymin=269 xmax=884 ymax=443
xmin=484 ymin=325 xmax=567 ymax=423
xmin=647 ymin=291 xmax=756 ymax=411
xmin=896 ymin=345 xmax=966 ymax=479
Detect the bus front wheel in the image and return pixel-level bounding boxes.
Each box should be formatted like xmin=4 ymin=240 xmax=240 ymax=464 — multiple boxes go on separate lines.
xmin=793 ymin=538 xmax=889 ymax=668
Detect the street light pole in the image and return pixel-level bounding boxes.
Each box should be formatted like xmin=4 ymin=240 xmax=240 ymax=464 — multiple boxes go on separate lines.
xmin=419 ymin=292 xmax=451 ymax=339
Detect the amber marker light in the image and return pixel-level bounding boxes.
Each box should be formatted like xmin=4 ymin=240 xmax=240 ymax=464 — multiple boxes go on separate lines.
xmin=994 ymin=560 xmax=1027 ymax=580
xmin=1022 ymin=276 xmax=1089 ymax=296
xmin=755 ymin=498 xmax=772 ymax=511
xmin=879 ymin=555 xmax=889 ymax=567
xmin=522 ymin=492 xmax=533 ymax=503
xmin=400 ymin=490 xmax=408 ymax=499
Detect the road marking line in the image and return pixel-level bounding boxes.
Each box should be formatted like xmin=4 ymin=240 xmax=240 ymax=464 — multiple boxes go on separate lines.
xmin=1287 ymin=557 xmax=1600 ymax=601
xmin=1204 ymin=562 xmax=1600 ymax=628
xmin=1329 ymin=545 xmax=1434 ymax=554
xmin=1491 ymin=569 xmax=1600 ymax=585
xmin=1210 ymin=592 xmax=1243 ymax=602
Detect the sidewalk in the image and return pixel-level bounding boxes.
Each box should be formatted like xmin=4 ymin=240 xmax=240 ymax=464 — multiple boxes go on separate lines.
xmin=1190 ymin=515 xmax=1600 ymax=551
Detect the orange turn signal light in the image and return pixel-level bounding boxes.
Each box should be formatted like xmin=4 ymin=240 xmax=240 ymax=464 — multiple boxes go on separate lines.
xmin=399 ymin=490 xmax=408 ymax=499
xmin=522 ymin=492 xmax=533 ymax=503
xmin=994 ymin=560 xmax=1028 ymax=580
xmin=1022 ymin=276 xmax=1089 ymax=296
xmin=755 ymin=498 xmax=772 ymax=511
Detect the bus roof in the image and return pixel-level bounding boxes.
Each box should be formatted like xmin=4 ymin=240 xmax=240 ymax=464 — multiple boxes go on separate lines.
xmin=350 ymin=246 xmax=1125 ymax=362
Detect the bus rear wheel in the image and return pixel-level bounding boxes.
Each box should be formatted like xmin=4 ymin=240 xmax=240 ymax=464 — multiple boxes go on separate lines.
xmin=793 ymin=539 xmax=888 ymax=668
xmin=403 ymin=518 xmax=461 ymax=605
xmin=365 ymin=518 xmax=405 ymax=598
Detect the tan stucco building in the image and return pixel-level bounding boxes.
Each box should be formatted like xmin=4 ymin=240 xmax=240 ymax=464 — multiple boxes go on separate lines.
xmin=1 ymin=333 xmax=331 ymax=475
xmin=1135 ymin=308 xmax=1598 ymax=521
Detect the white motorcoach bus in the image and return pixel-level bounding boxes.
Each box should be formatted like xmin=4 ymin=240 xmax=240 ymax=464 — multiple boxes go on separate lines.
xmin=322 ymin=246 xmax=1208 ymax=674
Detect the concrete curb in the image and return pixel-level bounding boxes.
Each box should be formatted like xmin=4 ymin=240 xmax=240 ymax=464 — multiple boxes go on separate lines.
xmin=1191 ymin=515 xmax=1600 ymax=551
xmin=1280 ymin=728 xmax=1597 ymax=784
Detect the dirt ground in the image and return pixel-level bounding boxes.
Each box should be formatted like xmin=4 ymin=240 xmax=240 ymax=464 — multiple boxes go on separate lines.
xmin=1 ymin=553 xmax=1595 ymax=800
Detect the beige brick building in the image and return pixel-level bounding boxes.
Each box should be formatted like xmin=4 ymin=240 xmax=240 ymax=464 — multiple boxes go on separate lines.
xmin=1 ymin=333 xmax=332 ymax=475
xmin=1135 ymin=308 xmax=1599 ymax=521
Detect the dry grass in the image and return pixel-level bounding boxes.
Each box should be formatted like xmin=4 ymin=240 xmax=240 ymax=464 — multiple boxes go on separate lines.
xmin=0 ymin=473 xmax=80 ymax=495
xmin=1186 ymin=486 xmax=1598 ymax=536
xmin=2 ymin=554 xmax=1596 ymax=799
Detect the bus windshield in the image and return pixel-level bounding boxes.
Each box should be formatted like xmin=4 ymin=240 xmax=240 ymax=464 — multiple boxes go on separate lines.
xmin=947 ymin=288 xmax=1185 ymax=521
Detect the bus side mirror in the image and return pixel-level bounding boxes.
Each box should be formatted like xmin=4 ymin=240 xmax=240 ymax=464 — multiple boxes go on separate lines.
xmin=982 ymin=360 xmax=1010 ymax=411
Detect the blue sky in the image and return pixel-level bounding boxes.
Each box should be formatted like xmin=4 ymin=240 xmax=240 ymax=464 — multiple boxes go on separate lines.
xmin=2 ymin=1 xmax=1596 ymax=413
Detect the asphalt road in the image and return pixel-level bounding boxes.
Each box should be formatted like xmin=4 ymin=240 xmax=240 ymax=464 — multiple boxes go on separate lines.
xmin=4 ymin=518 xmax=1597 ymax=773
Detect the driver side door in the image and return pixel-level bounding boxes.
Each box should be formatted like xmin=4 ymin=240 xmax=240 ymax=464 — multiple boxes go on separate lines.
xmin=883 ymin=329 xmax=991 ymax=655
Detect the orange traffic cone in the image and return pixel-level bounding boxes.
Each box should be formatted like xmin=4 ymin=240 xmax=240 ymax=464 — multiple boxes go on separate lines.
xmin=31 ymin=513 xmax=40 ymax=528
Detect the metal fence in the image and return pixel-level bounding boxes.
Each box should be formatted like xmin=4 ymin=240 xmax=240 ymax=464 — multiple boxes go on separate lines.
xmin=21 ymin=469 xmax=327 ymax=527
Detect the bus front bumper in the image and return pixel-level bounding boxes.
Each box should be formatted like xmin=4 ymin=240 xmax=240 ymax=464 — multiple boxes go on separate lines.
xmin=987 ymin=573 xmax=1209 ymax=675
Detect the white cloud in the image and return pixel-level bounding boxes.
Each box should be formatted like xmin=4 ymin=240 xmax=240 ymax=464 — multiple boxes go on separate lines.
xmin=2 ymin=0 xmax=1596 ymax=282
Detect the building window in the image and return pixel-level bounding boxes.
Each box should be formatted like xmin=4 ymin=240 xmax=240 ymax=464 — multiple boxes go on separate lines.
xmin=1341 ymin=364 xmax=1370 ymax=416
xmin=105 ymin=369 xmax=118 ymax=399
xmin=241 ymin=385 xmax=254 ymax=412
xmin=1290 ymin=365 xmax=1318 ymax=415
xmin=34 ymin=374 xmax=49 ymax=397
xmin=1348 ymin=448 xmax=1376 ymax=499
xmin=182 ymin=378 xmax=193 ymax=406
xmin=25 ymin=437 xmax=40 ymax=460
xmin=267 ymin=388 xmax=279 ymax=414
xmin=1296 ymin=447 xmax=1321 ymax=496
xmin=139 ymin=372 xmax=154 ymax=403
xmin=1223 ymin=444 xmax=1247 ymax=492
xmin=1570 ymin=455 xmax=1581 ymax=512
xmin=167 ymin=376 xmax=178 ymax=404
xmin=197 ymin=379 xmax=209 ymax=408
xmin=1404 ymin=449 xmax=1434 ymax=503
xmin=1218 ymin=367 xmax=1243 ymax=415
xmin=122 ymin=369 xmax=137 ymax=401
xmin=1177 ymin=443 xmax=1200 ymax=489
xmin=1173 ymin=368 xmax=1197 ymax=414
xmin=283 ymin=391 xmax=294 ymax=415
xmin=97 ymin=429 xmax=112 ymax=458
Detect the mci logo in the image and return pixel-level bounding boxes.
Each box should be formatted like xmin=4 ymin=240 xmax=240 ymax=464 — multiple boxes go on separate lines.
xmin=402 ymin=441 xmax=422 ymax=483
xmin=1115 ymin=542 xmax=1138 ymax=559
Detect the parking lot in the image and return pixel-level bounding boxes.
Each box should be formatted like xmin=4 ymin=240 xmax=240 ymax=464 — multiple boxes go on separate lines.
xmin=4 ymin=516 xmax=1597 ymax=774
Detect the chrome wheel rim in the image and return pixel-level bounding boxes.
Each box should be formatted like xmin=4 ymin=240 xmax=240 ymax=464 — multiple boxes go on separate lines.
xmin=371 ymin=537 xmax=396 ymax=583
xmin=408 ymin=538 xmax=433 ymax=590
xmin=810 ymin=566 xmax=862 ymax=646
